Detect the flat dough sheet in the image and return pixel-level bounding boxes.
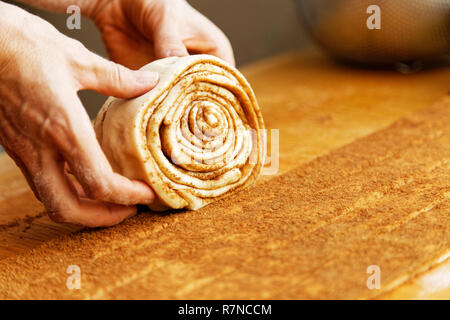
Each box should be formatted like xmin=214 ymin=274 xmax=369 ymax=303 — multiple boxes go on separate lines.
xmin=0 ymin=96 xmax=448 ymax=299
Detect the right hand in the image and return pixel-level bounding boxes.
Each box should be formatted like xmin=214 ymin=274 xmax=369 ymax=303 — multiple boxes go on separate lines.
xmin=87 ymin=0 xmax=235 ymax=69
xmin=0 ymin=2 xmax=158 ymax=227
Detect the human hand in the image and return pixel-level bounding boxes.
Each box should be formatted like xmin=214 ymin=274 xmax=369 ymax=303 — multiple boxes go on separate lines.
xmin=87 ymin=0 xmax=235 ymax=69
xmin=0 ymin=2 xmax=158 ymax=227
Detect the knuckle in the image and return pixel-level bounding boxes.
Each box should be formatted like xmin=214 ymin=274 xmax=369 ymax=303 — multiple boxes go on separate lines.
xmin=86 ymin=179 xmax=113 ymax=201
xmin=46 ymin=199 xmax=81 ymax=225
xmin=109 ymin=63 xmax=125 ymax=84
xmin=45 ymin=200 xmax=76 ymax=224
xmin=47 ymin=210 xmax=68 ymax=224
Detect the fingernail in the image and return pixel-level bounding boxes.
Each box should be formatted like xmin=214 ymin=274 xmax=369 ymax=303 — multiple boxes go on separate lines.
xmin=136 ymin=71 xmax=159 ymax=86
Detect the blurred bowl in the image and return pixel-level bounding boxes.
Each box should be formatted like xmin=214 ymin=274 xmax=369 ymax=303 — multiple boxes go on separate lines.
xmin=294 ymin=0 xmax=450 ymax=65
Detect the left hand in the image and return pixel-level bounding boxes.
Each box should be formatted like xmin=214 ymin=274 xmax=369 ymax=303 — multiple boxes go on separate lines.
xmin=87 ymin=0 xmax=235 ymax=69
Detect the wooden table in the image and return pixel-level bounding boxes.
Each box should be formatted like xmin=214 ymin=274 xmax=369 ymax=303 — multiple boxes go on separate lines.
xmin=0 ymin=50 xmax=449 ymax=299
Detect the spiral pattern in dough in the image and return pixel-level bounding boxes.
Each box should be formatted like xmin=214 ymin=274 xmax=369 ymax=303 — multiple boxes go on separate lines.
xmin=94 ymin=55 xmax=265 ymax=210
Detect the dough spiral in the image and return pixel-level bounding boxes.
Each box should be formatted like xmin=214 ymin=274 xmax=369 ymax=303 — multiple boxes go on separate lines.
xmin=94 ymin=55 xmax=265 ymax=210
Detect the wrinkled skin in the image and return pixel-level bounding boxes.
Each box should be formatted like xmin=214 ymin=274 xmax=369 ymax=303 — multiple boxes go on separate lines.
xmin=89 ymin=0 xmax=234 ymax=69
xmin=0 ymin=0 xmax=233 ymax=227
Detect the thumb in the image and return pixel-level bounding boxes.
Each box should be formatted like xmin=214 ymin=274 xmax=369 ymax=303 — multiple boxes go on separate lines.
xmin=153 ymin=20 xmax=188 ymax=59
xmin=80 ymin=53 xmax=159 ymax=99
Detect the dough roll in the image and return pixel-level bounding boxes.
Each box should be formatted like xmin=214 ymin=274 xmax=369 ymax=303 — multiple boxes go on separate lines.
xmin=94 ymin=55 xmax=266 ymax=211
